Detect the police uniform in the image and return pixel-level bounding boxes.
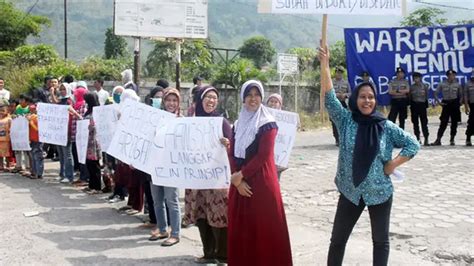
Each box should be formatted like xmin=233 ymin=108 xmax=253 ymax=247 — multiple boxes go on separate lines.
xmin=409 ymin=72 xmax=430 ymax=145
xmin=432 ymin=70 xmax=462 ymax=145
xmin=464 ymin=76 xmax=474 ymax=146
xmin=388 ymin=68 xmax=410 ymax=129
xmin=331 ymin=75 xmax=350 ymax=144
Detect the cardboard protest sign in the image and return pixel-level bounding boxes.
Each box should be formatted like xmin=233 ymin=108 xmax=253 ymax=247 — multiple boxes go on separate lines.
xmin=268 ymin=108 xmax=299 ymax=168
xmin=75 ymin=120 xmax=90 ymax=164
xmin=106 ymin=99 xmax=175 ymax=172
xmin=93 ymin=105 xmax=119 ymax=152
xmin=148 ymin=117 xmax=231 ymax=189
xmin=10 ymin=117 xmax=31 ymax=151
xmin=37 ymin=103 xmax=69 ymax=146
xmin=258 ymin=0 xmax=406 ymax=15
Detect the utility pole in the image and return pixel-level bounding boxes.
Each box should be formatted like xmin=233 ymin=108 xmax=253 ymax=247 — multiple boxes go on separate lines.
xmin=64 ymin=0 xmax=68 ymax=59
xmin=175 ymin=40 xmax=182 ymax=90
xmin=133 ymin=37 xmax=141 ymax=90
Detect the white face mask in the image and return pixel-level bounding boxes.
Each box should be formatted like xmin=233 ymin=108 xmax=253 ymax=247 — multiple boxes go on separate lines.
xmin=152 ymin=98 xmax=162 ymax=109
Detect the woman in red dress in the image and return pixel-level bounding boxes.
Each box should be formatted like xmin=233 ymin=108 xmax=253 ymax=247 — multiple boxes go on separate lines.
xmin=228 ymin=80 xmax=292 ymax=266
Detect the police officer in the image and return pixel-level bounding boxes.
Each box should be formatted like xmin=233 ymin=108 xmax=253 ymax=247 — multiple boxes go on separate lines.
xmin=432 ymin=69 xmax=463 ymax=146
xmin=359 ymin=71 xmax=376 ymax=88
xmin=388 ymin=67 xmax=410 ymax=129
xmin=331 ymin=66 xmax=350 ymax=146
xmin=464 ymin=70 xmax=474 ymax=146
xmin=409 ymin=72 xmax=430 ymax=145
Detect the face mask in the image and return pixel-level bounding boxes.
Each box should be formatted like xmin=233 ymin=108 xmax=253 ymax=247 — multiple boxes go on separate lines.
xmin=113 ymin=93 xmax=121 ymax=103
xmin=152 ymin=98 xmax=162 ymax=109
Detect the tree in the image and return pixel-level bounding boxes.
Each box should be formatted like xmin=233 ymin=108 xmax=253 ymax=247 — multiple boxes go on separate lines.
xmin=239 ymin=36 xmax=276 ymax=69
xmin=329 ymin=41 xmax=346 ymax=69
xmin=400 ymin=7 xmax=447 ymax=27
xmin=0 ymin=1 xmax=51 ymax=51
xmin=213 ymin=58 xmax=268 ymax=89
xmin=104 ymin=28 xmax=128 ymax=59
xmin=286 ymin=47 xmax=317 ymax=74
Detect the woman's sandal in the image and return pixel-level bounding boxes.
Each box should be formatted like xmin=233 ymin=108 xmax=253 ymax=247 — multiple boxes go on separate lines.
xmin=161 ymin=237 xmax=180 ymax=247
xmin=148 ymin=231 xmax=169 ymax=241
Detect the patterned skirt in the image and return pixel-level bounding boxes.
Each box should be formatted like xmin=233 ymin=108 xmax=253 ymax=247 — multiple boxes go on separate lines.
xmin=183 ymin=188 xmax=229 ymax=228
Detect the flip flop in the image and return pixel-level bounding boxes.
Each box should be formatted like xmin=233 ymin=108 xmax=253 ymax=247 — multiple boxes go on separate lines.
xmin=161 ymin=237 xmax=180 ymax=247
xmin=148 ymin=232 xmax=169 ymax=241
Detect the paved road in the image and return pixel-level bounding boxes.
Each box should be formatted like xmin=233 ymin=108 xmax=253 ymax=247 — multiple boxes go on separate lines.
xmin=0 ymin=116 xmax=472 ymax=265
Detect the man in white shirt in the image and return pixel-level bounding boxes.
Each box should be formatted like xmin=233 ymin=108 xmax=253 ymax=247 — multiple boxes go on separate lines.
xmin=94 ymin=77 xmax=110 ymax=105
xmin=0 ymin=77 xmax=11 ymax=101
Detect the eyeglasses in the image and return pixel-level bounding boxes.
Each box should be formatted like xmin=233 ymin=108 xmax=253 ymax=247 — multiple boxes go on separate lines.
xmin=204 ymin=95 xmax=218 ymax=100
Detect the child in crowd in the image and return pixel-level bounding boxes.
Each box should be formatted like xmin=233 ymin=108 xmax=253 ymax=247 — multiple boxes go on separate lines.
xmin=12 ymin=94 xmax=31 ymax=176
xmin=26 ymin=104 xmax=43 ymax=179
xmin=0 ymin=100 xmax=12 ymax=171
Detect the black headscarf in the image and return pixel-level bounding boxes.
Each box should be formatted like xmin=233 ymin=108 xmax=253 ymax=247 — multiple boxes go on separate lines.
xmin=348 ymin=82 xmax=387 ymax=187
xmin=194 ymin=85 xmax=219 ymax=117
xmin=145 ymin=86 xmax=164 ymax=106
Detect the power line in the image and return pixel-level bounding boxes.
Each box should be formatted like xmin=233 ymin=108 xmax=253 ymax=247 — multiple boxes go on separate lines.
xmin=414 ymin=0 xmax=474 ymax=11
xmin=19 ymin=0 xmax=40 ymax=23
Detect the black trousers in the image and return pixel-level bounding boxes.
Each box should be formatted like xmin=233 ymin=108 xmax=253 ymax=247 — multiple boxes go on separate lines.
xmin=196 ymin=219 xmax=227 ymax=261
xmin=410 ymin=101 xmax=429 ymax=139
xmin=388 ymin=99 xmax=408 ymax=129
xmin=331 ymin=100 xmax=348 ymax=142
xmin=72 ymin=142 xmax=80 ymax=171
xmin=466 ymin=103 xmax=474 ymax=138
xmin=86 ymin=159 xmax=101 ymax=191
xmin=328 ymin=195 xmax=392 ymax=266
xmin=437 ymin=100 xmax=461 ymax=140
xmin=143 ymin=179 xmax=156 ymax=224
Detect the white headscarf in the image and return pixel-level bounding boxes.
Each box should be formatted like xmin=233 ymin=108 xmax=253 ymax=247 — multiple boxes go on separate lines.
xmin=234 ymin=80 xmax=275 ymax=159
xmin=120 ymin=88 xmax=140 ymax=104
xmin=59 ymin=82 xmax=72 ymax=99
xmin=121 ymin=69 xmax=133 ymax=84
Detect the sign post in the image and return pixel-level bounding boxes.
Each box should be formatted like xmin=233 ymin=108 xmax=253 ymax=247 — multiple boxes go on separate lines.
xmin=277 ymin=53 xmax=298 ymax=110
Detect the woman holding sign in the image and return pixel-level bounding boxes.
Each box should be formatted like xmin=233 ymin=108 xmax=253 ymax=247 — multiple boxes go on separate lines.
xmin=183 ymin=85 xmax=232 ymax=264
xmin=228 ymin=80 xmax=292 ymax=266
xmin=149 ymin=88 xmax=182 ymax=247
xmin=318 ymin=44 xmax=420 ymax=266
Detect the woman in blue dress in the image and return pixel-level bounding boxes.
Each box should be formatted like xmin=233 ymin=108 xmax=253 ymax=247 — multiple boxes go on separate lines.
xmin=319 ymin=44 xmax=420 ymax=266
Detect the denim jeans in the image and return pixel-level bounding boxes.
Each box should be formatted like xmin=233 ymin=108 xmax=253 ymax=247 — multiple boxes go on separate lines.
xmin=150 ymin=184 xmax=181 ymax=238
xmin=30 ymin=142 xmax=44 ymax=177
xmin=57 ymin=142 xmax=74 ymax=181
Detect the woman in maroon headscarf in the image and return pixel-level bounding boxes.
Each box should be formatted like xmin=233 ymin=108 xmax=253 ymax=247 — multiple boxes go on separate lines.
xmin=183 ymin=85 xmax=232 ymax=264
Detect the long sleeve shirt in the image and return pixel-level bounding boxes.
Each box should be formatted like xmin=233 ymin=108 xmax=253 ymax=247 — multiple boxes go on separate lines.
xmin=325 ymin=89 xmax=420 ymax=206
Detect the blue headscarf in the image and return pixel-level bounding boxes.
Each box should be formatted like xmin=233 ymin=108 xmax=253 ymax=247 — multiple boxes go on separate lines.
xmin=349 ymin=82 xmax=387 ymax=187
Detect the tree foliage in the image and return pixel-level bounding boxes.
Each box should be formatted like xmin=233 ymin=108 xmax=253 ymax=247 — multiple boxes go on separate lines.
xmin=400 ymin=7 xmax=447 ymax=27
xmin=0 ymin=44 xmax=59 ymax=67
xmin=0 ymin=1 xmax=51 ymax=51
xmin=286 ymin=47 xmax=317 ymax=74
xmin=239 ymin=36 xmax=276 ymax=69
xmin=104 ymin=28 xmax=129 ymax=59
xmin=213 ymin=58 xmax=268 ymax=89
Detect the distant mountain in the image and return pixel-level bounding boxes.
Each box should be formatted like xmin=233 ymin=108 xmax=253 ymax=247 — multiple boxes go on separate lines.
xmin=15 ymin=0 xmax=474 ymax=61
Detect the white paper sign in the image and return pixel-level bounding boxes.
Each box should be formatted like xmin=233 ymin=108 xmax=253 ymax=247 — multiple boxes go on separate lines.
xmin=278 ymin=53 xmax=298 ymax=74
xmin=265 ymin=0 xmax=404 ymax=15
xmin=114 ymin=0 xmax=208 ymax=39
xmin=93 ymin=105 xmax=119 ymax=152
xmin=10 ymin=117 xmax=31 ymax=151
xmin=268 ymin=109 xmax=299 ymax=168
xmin=148 ymin=117 xmax=231 ymax=189
xmin=106 ymin=99 xmax=175 ymax=172
xmin=75 ymin=120 xmax=90 ymax=164
xmin=37 ymin=103 xmax=69 ymax=146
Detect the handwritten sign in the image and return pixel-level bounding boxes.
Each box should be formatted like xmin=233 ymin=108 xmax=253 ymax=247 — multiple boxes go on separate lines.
xmin=258 ymin=0 xmax=405 ymax=15
xmin=75 ymin=120 xmax=90 ymax=164
xmin=106 ymin=99 xmax=175 ymax=172
xmin=268 ymin=109 xmax=299 ymax=168
xmin=114 ymin=0 xmax=208 ymax=39
xmin=147 ymin=117 xmax=231 ymax=189
xmin=37 ymin=103 xmax=69 ymax=146
xmin=93 ymin=105 xmax=119 ymax=152
xmin=10 ymin=117 xmax=31 ymax=151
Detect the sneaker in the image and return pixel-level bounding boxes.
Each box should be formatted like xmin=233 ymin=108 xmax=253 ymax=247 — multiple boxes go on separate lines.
xmin=108 ymin=197 xmax=124 ymax=203
xmin=60 ymin=178 xmax=72 ymax=184
xmin=431 ymin=139 xmax=442 ymax=146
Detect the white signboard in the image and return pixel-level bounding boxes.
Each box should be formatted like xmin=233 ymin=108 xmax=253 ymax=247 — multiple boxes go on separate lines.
xmin=268 ymin=109 xmax=299 ymax=168
xmin=37 ymin=103 xmax=69 ymax=146
xmin=148 ymin=117 xmax=231 ymax=189
xmin=10 ymin=117 xmax=31 ymax=151
xmin=114 ymin=0 xmax=208 ymax=38
xmin=76 ymin=120 xmax=90 ymax=164
xmin=106 ymin=99 xmax=175 ymax=172
xmin=93 ymin=105 xmax=119 ymax=152
xmin=259 ymin=0 xmax=405 ymax=15
xmin=278 ymin=53 xmax=298 ymax=74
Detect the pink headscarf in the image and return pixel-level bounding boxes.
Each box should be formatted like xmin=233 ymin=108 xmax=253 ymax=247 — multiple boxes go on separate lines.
xmin=267 ymin=93 xmax=283 ymax=109
xmin=73 ymin=86 xmax=88 ymax=110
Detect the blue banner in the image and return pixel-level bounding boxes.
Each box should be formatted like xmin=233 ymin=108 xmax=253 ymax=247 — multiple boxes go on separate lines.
xmin=344 ymin=24 xmax=474 ymax=106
